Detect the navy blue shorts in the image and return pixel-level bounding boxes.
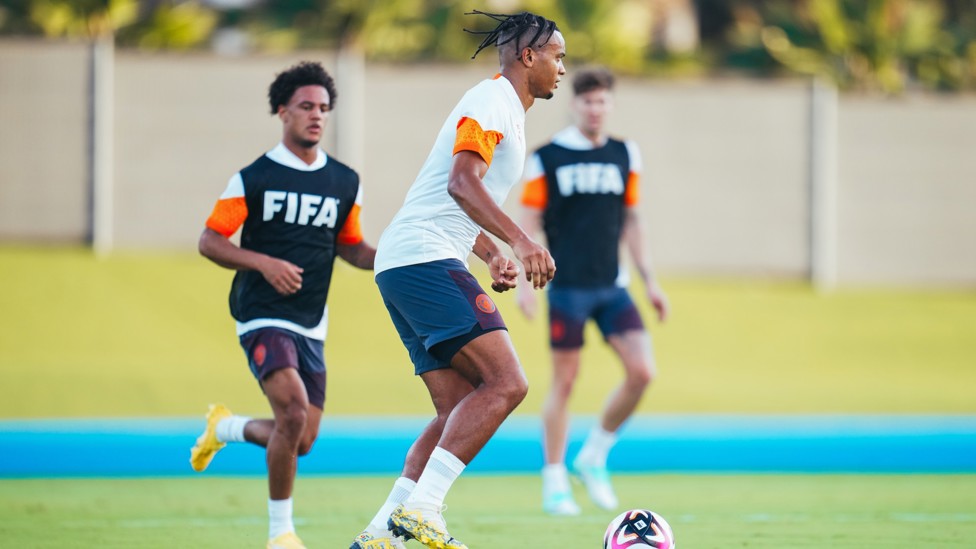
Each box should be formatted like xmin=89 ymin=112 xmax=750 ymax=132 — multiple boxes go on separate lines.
xmin=547 ymin=286 xmax=645 ymax=349
xmin=239 ymin=327 xmax=326 ymax=408
xmin=375 ymin=258 xmax=507 ymax=375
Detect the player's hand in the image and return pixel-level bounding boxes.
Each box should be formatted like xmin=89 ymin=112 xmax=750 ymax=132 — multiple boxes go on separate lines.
xmin=261 ymin=257 xmax=305 ymax=295
xmin=516 ymin=288 xmax=537 ymax=319
xmin=488 ymin=254 xmax=519 ymax=293
xmin=512 ymin=237 xmax=556 ymax=290
xmin=647 ymin=280 xmax=669 ymax=322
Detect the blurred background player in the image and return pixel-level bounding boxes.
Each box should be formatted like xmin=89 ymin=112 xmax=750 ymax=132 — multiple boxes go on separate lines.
xmin=350 ymin=11 xmax=564 ymax=549
xmin=516 ymin=66 xmax=670 ymax=516
xmin=190 ymin=61 xmax=376 ymax=549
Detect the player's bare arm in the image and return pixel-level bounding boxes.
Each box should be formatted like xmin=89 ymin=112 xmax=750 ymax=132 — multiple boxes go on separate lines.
xmin=622 ymin=208 xmax=669 ymax=322
xmin=472 ymin=231 xmax=519 ymax=293
xmin=337 ymin=241 xmax=376 ymax=270
xmin=515 ymin=206 xmax=545 ymax=317
xmin=198 ymin=227 xmax=304 ymax=296
xmin=448 ymin=150 xmax=556 ymax=289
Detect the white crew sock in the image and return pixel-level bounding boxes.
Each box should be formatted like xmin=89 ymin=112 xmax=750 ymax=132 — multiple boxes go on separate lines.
xmin=368 ymin=477 xmax=416 ymax=532
xmin=405 ymin=447 xmax=466 ymax=509
xmin=268 ymin=497 xmax=295 ymax=539
xmin=576 ymin=426 xmax=617 ymax=467
xmin=216 ymin=415 xmax=251 ymax=443
xmin=542 ymin=463 xmax=572 ymax=495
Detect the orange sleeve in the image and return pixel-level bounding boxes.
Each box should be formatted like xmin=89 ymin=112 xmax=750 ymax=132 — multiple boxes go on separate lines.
xmin=520 ymin=175 xmax=548 ymax=208
xmin=624 ymin=172 xmax=640 ymax=206
xmin=337 ymin=203 xmax=364 ymax=245
xmin=453 ymin=117 xmax=503 ymax=167
xmin=205 ymin=197 xmax=248 ymax=237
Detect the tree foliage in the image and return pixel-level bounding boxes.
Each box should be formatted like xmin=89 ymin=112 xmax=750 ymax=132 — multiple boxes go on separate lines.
xmin=756 ymin=0 xmax=976 ymax=92
xmin=1 ymin=0 xmax=973 ymax=92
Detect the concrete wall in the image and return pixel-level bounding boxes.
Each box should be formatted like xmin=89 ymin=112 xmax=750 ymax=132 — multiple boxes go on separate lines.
xmin=624 ymin=79 xmax=811 ymax=278
xmin=1 ymin=39 xmax=973 ymax=287
xmin=837 ymin=96 xmax=976 ymax=286
xmin=111 ymin=51 xmax=338 ymax=249
xmin=0 ymin=40 xmax=89 ymax=242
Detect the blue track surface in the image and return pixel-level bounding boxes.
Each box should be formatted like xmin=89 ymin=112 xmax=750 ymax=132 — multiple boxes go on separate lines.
xmin=2 ymin=415 xmax=974 ymax=477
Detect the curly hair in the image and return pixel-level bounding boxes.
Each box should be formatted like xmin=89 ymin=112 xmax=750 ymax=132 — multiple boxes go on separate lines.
xmin=573 ymin=66 xmax=615 ymax=96
xmin=267 ymin=61 xmax=337 ymax=115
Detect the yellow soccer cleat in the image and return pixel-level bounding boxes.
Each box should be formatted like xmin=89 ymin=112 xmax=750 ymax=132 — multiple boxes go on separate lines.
xmin=350 ymin=529 xmax=406 ymax=549
xmin=387 ymin=503 xmax=467 ymax=549
xmin=189 ymin=403 xmax=232 ymax=472
xmin=267 ymin=531 xmax=306 ymax=549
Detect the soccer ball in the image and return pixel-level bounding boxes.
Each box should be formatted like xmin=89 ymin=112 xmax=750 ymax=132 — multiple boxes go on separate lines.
xmin=603 ymin=509 xmax=675 ymax=549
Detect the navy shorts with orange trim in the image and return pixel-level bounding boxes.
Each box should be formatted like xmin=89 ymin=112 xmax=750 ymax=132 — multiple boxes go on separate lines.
xmin=376 ymin=259 xmax=507 ymax=375
xmin=239 ymin=327 xmax=326 ymax=408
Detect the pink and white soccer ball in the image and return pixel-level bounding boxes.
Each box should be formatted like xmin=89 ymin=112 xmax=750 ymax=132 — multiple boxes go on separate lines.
xmin=603 ymin=509 xmax=675 ymax=549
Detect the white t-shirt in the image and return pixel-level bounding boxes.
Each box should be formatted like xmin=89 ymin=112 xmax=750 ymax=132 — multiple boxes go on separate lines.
xmin=375 ymin=75 xmax=526 ymax=274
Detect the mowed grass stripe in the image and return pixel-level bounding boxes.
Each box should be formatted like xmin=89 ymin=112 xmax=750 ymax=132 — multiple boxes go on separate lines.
xmin=1 ymin=475 xmax=975 ymax=547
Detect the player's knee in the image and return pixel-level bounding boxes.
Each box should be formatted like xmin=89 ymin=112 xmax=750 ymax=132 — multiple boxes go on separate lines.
xmin=500 ymin=372 xmax=529 ymax=408
xmin=297 ymin=436 xmax=316 ymax=456
xmin=552 ymin=377 xmax=577 ymax=400
xmin=628 ymin=364 xmax=654 ymax=389
xmin=276 ymin=404 xmax=308 ymax=436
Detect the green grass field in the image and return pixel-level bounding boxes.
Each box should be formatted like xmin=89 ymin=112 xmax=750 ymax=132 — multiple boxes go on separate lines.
xmin=2 ymin=247 xmax=975 ymax=548
xmin=1 ymin=246 xmax=975 ymax=418
xmin=2 ymin=475 xmax=975 ymax=547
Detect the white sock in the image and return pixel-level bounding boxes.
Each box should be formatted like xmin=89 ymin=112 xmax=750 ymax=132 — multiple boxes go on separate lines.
xmin=576 ymin=426 xmax=617 ymax=467
xmin=405 ymin=447 xmax=466 ymax=509
xmin=542 ymin=463 xmax=571 ymax=495
xmin=216 ymin=415 xmax=250 ymax=443
xmin=368 ymin=477 xmax=416 ymax=532
xmin=268 ymin=497 xmax=295 ymax=539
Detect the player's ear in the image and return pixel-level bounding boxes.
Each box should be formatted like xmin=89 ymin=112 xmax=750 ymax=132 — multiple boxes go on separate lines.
xmin=521 ymin=47 xmax=534 ymax=66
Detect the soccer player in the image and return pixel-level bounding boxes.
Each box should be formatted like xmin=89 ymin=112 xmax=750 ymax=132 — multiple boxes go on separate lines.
xmin=190 ymin=61 xmax=376 ymax=549
xmin=350 ymin=11 xmax=565 ymax=549
xmin=516 ymin=67 xmax=670 ymax=516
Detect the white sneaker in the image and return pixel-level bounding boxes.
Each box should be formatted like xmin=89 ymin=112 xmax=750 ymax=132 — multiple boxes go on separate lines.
xmin=542 ymin=490 xmax=581 ymax=516
xmin=572 ymin=459 xmax=618 ymax=510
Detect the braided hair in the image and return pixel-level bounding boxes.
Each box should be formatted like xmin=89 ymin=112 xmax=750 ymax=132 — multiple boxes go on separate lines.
xmin=464 ymin=10 xmax=559 ymax=60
